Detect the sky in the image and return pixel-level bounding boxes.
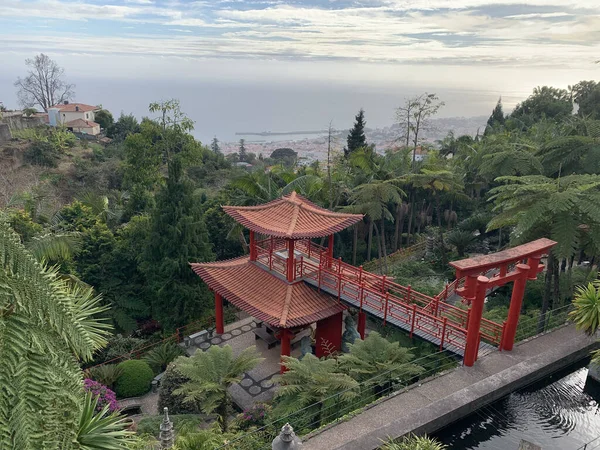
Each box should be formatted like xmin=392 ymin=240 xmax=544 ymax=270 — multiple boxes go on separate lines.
xmin=1 ymin=0 xmax=599 ymax=142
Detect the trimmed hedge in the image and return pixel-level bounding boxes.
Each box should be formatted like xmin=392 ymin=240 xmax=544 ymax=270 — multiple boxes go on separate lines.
xmin=115 ymin=359 xmax=154 ymax=398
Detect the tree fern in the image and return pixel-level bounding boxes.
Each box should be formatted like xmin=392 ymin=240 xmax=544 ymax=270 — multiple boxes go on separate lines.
xmin=0 ymin=221 xmax=113 ymax=449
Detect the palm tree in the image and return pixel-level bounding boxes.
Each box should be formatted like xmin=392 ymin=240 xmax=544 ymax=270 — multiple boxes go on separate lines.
xmin=275 ymin=354 xmax=359 ymax=428
xmin=0 ymin=221 xmax=119 ymax=449
xmin=488 ymin=174 xmax=600 ymax=331
xmin=446 ymin=229 xmax=476 ymax=257
xmin=569 ymin=279 xmax=600 ymax=335
xmin=405 ymin=169 xmax=464 ymax=265
xmin=380 ymin=434 xmax=447 ymax=450
xmin=173 ymin=345 xmax=263 ymax=432
xmin=338 ymin=332 xmax=424 ymax=396
xmin=346 ymin=181 xmax=404 ymax=273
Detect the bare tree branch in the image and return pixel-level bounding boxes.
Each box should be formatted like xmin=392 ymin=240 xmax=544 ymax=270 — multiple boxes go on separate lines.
xmin=14 ymin=54 xmax=74 ymax=111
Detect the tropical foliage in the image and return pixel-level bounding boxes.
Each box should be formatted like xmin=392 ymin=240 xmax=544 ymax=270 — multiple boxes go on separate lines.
xmin=380 ymin=434 xmax=447 ymax=450
xmin=569 ymin=279 xmax=600 ymax=335
xmin=275 ymin=354 xmax=359 ymax=428
xmin=172 ymin=345 xmax=263 ymax=431
xmin=0 ymin=221 xmax=129 ymax=449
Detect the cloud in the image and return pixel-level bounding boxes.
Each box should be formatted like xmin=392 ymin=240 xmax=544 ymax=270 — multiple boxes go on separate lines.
xmin=0 ymin=0 xmax=599 ymax=72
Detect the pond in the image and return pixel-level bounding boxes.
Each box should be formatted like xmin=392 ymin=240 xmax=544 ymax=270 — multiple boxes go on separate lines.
xmin=433 ymin=360 xmax=600 ymax=450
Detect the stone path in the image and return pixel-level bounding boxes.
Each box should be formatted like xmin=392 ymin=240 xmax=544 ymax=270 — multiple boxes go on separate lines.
xmin=118 ymin=391 xmax=159 ymax=416
xmin=186 ymin=317 xmax=286 ymax=408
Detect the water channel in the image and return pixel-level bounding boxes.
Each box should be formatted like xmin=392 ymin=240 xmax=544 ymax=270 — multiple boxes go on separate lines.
xmin=434 ymin=360 xmax=600 ymax=450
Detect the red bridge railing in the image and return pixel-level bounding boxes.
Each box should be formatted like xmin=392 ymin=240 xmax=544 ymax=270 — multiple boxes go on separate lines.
xmin=253 ymin=237 xmax=505 ymax=351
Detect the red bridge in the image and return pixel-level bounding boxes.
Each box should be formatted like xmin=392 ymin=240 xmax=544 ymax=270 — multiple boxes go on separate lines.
xmin=192 ymin=192 xmax=555 ymax=370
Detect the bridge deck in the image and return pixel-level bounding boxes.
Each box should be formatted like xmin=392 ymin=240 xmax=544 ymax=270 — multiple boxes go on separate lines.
xmin=303 ymin=273 xmax=495 ymax=358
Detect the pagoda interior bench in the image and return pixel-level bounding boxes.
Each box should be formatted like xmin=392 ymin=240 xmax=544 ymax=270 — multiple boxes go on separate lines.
xmin=291 ymin=329 xmax=311 ymax=349
xmin=253 ymin=327 xmax=279 ymax=349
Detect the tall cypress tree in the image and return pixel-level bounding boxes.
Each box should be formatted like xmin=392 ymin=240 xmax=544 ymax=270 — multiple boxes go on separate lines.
xmin=239 ymin=138 xmax=247 ymax=162
xmin=345 ymin=108 xmax=367 ymax=157
xmin=141 ymin=157 xmax=215 ymax=329
xmin=485 ymin=97 xmax=505 ymax=135
xmin=211 ymin=136 xmax=221 ymax=154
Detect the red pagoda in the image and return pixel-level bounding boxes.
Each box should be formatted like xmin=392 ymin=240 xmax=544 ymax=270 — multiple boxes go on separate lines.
xmin=191 ymin=192 xmax=555 ymax=371
xmin=191 ymin=192 xmax=363 ymax=372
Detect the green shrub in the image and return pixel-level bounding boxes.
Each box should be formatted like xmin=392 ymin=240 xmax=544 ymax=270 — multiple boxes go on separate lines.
xmin=143 ymin=342 xmax=186 ymax=374
xmin=23 ymin=141 xmax=61 ymax=167
xmin=91 ymin=335 xmax=147 ymax=365
xmin=87 ymin=364 xmax=124 ymax=389
xmin=158 ymin=363 xmax=201 ymax=414
xmin=115 ymin=359 xmax=154 ymax=398
xmin=136 ymin=414 xmax=204 ymax=438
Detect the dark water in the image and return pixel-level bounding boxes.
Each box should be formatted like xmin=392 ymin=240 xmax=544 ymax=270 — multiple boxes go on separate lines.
xmin=434 ymin=361 xmax=600 ymax=450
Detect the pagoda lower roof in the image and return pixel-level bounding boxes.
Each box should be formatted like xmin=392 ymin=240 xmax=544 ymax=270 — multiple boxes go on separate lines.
xmin=190 ymin=256 xmax=346 ymax=329
xmin=222 ymin=192 xmax=363 ymax=239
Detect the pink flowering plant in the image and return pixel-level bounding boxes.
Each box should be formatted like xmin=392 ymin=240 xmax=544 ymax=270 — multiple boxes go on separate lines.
xmin=83 ymin=378 xmax=119 ymax=413
xmin=235 ymin=403 xmax=271 ymax=430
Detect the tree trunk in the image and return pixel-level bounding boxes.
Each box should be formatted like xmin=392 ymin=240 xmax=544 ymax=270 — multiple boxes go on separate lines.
xmin=381 ymin=217 xmax=388 ymax=274
xmin=435 ymin=195 xmax=447 ymax=265
xmin=373 ymin=221 xmax=383 ymax=274
xmin=498 ymin=227 xmax=502 ymax=251
xmin=218 ymin=394 xmax=229 ymax=432
xmin=407 ymin=201 xmax=414 ymax=246
xmin=393 ymin=205 xmax=401 ymax=251
xmin=352 ymin=224 xmax=358 ymax=266
xmin=367 ymin=219 xmax=373 ymax=262
xmin=538 ymin=252 xmax=555 ymax=333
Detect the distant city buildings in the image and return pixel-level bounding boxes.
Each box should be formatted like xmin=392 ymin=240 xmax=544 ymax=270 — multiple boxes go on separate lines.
xmin=219 ymin=116 xmax=486 ymax=163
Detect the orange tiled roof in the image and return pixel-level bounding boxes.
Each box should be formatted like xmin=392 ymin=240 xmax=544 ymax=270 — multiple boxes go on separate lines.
xmin=53 ymin=103 xmax=98 ymax=112
xmin=191 ymin=256 xmax=346 ymax=329
xmin=223 ymin=192 xmax=363 ymax=239
xmin=65 ymin=119 xmax=98 ymax=128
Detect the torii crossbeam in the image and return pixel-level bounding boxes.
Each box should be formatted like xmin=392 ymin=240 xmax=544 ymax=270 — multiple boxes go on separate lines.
xmin=449 ymin=238 xmax=557 ymax=366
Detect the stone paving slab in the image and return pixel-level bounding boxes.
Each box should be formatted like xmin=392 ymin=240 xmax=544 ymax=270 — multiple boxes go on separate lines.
xmin=302 ymin=324 xmax=599 ymax=450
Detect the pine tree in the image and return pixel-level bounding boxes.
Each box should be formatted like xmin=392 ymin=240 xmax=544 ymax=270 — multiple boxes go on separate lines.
xmin=485 ymin=97 xmax=505 ymax=134
xmin=239 ymin=138 xmax=247 ymax=162
xmin=345 ymin=108 xmax=367 ymax=157
xmin=141 ymin=158 xmax=215 ymax=329
xmin=211 ymin=136 xmax=221 ymax=154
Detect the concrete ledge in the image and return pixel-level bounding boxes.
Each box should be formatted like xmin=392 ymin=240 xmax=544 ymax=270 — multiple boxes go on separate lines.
xmin=302 ymin=325 xmax=599 ymax=450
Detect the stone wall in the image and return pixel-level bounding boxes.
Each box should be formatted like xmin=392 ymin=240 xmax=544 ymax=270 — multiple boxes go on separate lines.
xmin=0 ymin=124 xmax=11 ymax=143
xmin=2 ymin=115 xmax=45 ymax=131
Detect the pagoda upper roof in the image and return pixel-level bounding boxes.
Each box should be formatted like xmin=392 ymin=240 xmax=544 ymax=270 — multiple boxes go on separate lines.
xmin=222 ymin=191 xmax=363 ymax=239
xmin=191 ymin=256 xmax=346 ymax=329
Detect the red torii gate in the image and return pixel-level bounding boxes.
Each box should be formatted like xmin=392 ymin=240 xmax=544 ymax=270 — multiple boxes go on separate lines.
xmin=450 ymin=237 xmax=557 ymax=366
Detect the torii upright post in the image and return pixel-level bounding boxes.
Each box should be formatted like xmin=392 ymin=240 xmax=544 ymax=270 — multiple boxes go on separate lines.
xmin=464 ymin=276 xmax=489 ymax=367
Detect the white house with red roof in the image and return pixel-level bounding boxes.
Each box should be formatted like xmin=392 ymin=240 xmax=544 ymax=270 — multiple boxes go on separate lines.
xmin=48 ymin=101 xmax=101 ymax=136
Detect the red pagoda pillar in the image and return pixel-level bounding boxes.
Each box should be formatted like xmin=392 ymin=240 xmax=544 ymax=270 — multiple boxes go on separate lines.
xmin=279 ymin=329 xmax=293 ymax=373
xmin=327 ymin=234 xmax=334 ymax=268
xmin=215 ymin=292 xmax=224 ymax=334
xmin=249 ymin=230 xmax=256 ymax=261
xmin=357 ymin=310 xmax=366 ymax=340
xmin=287 ymin=239 xmax=295 ymax=282
xmin=501 ymin=264 xmax=530 ymax=351
xmin=463 ymin=276 xmax=489 ymax=366
xmin=315 ymin=312 xmax=343 ymax=357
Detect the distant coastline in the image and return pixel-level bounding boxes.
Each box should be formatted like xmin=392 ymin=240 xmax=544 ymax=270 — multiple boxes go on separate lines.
xmin=235 ymin=130 xmax=331 ymax=137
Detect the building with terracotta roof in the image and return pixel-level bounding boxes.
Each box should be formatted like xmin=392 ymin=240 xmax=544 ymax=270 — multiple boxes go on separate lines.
xmin=191 ymin=192 xmax=363 ymax=372
xmin=48 ymin=101 xmax=101 ymax=135
xmin=64 ymin=118 xmax=100 ymax=136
